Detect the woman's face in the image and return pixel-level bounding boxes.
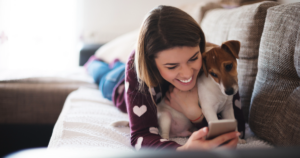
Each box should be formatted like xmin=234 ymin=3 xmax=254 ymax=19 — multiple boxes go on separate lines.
xmin=155 ymin=46 xmax=202 ymax=91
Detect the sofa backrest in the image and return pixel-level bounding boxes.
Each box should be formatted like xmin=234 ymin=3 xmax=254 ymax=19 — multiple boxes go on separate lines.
xmin=200 ymin=1 xmax=279 ymax=122
xmin=249 ymin=2 xmax=300 ymax=146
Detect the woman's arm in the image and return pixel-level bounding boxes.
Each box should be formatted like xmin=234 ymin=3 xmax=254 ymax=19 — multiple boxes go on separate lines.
xmin=125 ymin=54 xmax=181 ymax=150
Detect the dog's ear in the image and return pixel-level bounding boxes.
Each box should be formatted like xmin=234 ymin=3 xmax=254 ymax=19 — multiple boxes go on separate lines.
xmin=202 ymin=53 xmax=208 ymax=77
xmin=221 ymin=40 xmax=240 ymax=59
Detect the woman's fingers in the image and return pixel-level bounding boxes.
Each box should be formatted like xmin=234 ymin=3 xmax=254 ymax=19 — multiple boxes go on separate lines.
xmin=218 ymin=137 xmax=238 ymax=149
xmin=209 ymin=131 xmax=240 ymax=148
xmin=190 ymin=127 xmax=208 ymax=140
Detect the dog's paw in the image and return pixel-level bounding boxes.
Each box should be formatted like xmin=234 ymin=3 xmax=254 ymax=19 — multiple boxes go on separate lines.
xmin=160 ymin=134 xmax=169 ymax=140
xmin=238 ymin=138 xmax=246 ymax=144
xmin=111 ymin=121 xmax=129 ymax=127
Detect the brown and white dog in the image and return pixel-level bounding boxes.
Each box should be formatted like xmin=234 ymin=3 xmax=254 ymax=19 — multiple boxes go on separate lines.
xmin=198 ymin=40 xmax=245 ymax=143
xmin=198 ymin=40 xmax=239 ymax=124
xmin=158 ymin=40 xmax=245 ymax=143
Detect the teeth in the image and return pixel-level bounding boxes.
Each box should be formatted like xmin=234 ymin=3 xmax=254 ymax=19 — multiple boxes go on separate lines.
xmin=179 ymin=77 xmax=192 ymax=83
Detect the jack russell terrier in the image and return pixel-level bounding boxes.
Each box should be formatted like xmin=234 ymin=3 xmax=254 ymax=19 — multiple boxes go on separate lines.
xmin=157 ymin=40 xmax=245 ymax=143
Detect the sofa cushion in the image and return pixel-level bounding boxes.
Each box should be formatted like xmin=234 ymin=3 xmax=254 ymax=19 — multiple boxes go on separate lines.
xmin=94 ymin=30 xmax=139 ymax=64
xmin=249 ymin=3 xmax=300 ymax=146
xmin=178 ymin=0 xmax=222 ymax=24
xmin=200 ymin=1 xmax=279 ymax=122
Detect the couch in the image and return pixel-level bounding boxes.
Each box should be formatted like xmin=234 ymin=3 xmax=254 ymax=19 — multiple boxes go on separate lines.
xmin=2 ymin=0 xmax=300 ymax=156
xmin=0 ymin=73 xmax=97 ymax=156
xmin=47 ymin=0 xmax=300 ymax=152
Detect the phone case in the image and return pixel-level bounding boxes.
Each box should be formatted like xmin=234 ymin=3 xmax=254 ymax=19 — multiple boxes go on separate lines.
xmin=206 ymin=119 xmax=237 ymax=140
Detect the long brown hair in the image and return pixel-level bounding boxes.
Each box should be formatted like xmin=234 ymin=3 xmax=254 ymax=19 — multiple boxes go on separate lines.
xmin=135 ymin=5 xmax=206 ymax=96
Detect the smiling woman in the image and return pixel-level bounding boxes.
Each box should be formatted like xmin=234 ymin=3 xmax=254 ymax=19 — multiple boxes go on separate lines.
xmin=0 ymin=0 xmax=79 ymax=71
xmin=154 ymin=46 xmax=202 ymax=92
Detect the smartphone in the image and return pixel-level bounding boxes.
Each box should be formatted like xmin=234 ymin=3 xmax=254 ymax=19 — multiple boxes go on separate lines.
xmin=206 ymin=119 xmax=237 ymax=140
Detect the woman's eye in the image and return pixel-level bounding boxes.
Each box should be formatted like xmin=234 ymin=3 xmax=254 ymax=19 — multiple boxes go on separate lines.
xmin=167 ymin=66 xmax=177 ymax=70
xmin=210 ymin=72 xmax=218 ymax=78
xmin=190 ymin=57 xmax=198 ymax=61
xmin=225 ymin=64 xmax=233 ymax=71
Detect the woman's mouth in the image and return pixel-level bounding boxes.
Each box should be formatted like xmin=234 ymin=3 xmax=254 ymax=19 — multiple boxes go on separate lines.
xmin=177 ymin=76 xmax=192 ymax=84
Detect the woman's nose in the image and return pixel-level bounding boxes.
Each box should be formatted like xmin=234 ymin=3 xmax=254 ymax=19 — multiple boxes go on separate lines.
xmin=180 ymin=64 xmax=193 ymax=78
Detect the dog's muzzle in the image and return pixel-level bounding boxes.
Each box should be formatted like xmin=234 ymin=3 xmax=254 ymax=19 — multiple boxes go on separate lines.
xmin=225 ymin=88 xmax=234 ymax=95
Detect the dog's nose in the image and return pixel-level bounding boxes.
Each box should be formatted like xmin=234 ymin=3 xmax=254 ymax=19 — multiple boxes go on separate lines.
xmin=225 ymin=88 xmax=234 ymax=95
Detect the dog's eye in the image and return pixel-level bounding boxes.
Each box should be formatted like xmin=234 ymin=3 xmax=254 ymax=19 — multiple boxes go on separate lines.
xmin=210 ymin=72 xmax=218 ymax=78
xmin=225 ymin=64 xmax=233 ymax=71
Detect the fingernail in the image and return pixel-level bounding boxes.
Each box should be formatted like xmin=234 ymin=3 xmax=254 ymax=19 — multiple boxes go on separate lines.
xmin=236 ymin=132 xmax=241 ymax=137
xmin=202 ymin=127 xmax=208 ymax=133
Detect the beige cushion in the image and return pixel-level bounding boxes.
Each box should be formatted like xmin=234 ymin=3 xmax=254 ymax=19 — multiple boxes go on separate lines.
xmin=200 ymin=1 xmax=279 ymax=122
xmin=220 ymin=0 xmax=275 ymax=7
xmin=178 ymin=0 xmax=222 ymax=24
xmin=240 ymin=0 xmax=277 ymax=6
xmin=95 ymin=30 xmax=139 ymax=63
xmin=249 ymin=2 xmax=300 ymax=146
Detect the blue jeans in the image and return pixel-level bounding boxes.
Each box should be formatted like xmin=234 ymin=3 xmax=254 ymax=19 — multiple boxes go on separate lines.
xmin=87 ymin=60 xmax=110 ymax=84
xmin=87 ymin=60 xmax=125 ymax=101
xmin=99 ymin=63 xmax=125 ymax=100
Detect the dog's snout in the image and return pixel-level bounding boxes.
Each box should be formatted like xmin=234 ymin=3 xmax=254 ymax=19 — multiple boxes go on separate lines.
xmin=225 ymin=88 xmax=234 ymax=95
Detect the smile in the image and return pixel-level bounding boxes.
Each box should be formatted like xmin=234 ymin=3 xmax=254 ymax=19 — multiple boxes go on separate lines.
xmin=178 ymin=77 xmax=192 ymax=83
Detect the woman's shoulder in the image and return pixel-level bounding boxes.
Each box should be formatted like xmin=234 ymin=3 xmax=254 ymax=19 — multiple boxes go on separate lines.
xmin=125 ymin=50 xmax=168 ymax=102
xmin=125 ymin=50 xmax=136 ymax=79
xmin=127 ymin=50 xmax=135 ymax=64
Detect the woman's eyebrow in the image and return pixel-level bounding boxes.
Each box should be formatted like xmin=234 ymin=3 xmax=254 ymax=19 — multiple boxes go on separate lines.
xmin=164 ymin=51 xmax=199 ymax=65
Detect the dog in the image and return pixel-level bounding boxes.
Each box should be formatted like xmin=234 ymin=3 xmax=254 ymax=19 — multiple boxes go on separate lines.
xmin=198 ymin=40 xmax=240 ymax=124
xmin=198 ymin=40 xmax=245 ymax=143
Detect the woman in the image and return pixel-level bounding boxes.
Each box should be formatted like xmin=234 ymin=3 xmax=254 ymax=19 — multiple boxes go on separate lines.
xmin=88 ymin=5 xmax=243 ymax=151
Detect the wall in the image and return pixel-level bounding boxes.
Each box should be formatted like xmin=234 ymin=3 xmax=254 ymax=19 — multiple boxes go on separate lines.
xmin=79 ymin=0 xmax=212 ymax=44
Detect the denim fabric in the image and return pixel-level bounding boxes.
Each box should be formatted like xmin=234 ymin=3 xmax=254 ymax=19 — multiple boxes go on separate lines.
xmin=87 ymin=60 xmax=110 ymax=84
xmin=99 ymin=62 xmax=125 ymax=100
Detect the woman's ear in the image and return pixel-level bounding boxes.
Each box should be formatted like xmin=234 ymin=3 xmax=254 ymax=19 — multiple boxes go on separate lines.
xmin=221 ymin=40 xmax=240 ymax=59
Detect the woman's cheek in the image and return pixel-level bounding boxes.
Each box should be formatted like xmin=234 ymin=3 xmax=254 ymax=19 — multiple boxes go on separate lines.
xmin=162 ymin=70 xmax=177 ymax=82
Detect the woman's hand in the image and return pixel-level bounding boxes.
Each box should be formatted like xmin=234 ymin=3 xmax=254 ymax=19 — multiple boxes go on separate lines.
xmin=177 ymin=127 xmax=240 ymax=151
xmin=165 ymin=85 xmax=203 ymax=122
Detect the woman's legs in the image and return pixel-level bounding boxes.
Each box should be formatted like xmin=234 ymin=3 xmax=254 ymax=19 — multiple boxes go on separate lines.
xmin=87 ymin=60 xmax=110 ymax=84
xmin=99 ymin=62 xmax=125 ymax=100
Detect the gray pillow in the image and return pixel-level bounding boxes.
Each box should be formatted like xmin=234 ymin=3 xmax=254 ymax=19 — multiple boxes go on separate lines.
xmin=249 ymin=2 xmax=300 ymax=146
xmin=200 ymin=1 xmax=279 ymax=122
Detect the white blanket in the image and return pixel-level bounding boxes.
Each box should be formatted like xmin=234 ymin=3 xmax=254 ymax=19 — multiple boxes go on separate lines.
xmin=48 ymin=88 xmax=273 ymax=151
